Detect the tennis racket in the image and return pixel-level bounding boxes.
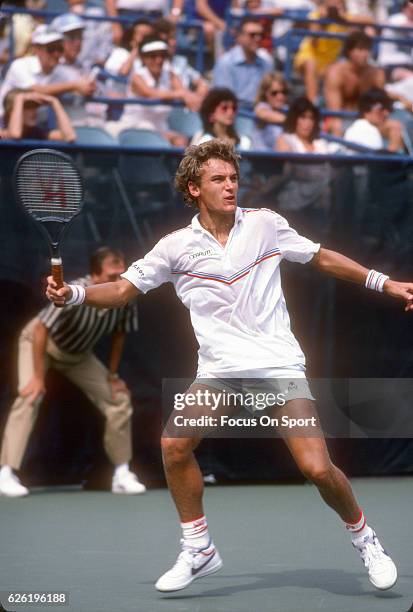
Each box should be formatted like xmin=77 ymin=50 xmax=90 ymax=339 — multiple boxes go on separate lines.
xmin=14 ymin=149 xmax=84 ymax=303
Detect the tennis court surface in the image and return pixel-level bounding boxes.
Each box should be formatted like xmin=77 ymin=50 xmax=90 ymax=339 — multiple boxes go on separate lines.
xmin=1 ymin=477 xmax=412 ymax=612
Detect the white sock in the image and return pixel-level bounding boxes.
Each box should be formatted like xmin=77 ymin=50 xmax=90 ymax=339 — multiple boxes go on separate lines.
xmin=181 ymin=515 xmax=210 ymax=549
xmin=0 ymin=465 xmax=13 ymax=479
xmin=345 ymin=510 xmax=372 ymax=541
xmin=114 ymin=463 xmax=129 ymax=478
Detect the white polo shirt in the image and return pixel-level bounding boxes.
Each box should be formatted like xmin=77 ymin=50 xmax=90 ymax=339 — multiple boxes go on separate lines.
xmin=122 ymin=207 xmax=320 ymax=373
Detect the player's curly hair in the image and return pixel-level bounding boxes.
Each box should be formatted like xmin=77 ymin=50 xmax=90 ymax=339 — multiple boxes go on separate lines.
xmin=175 ymin=139 xmax=241 ymax=208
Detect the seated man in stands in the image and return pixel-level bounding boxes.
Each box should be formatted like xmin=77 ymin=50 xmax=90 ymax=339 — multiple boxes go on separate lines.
xmin=65 ymin=0 xmax=113 ymax=70
xmin=344 ymin=88 xmax=404 ymax=153
xmin=0 ymin=24 xmax=96 ymax=125
xmin=155 ymin=18 xmax=209 ymax=102
xmin=324 ymin=31 xmax=385 ymax=136
xmin=212 ymin=17 xmax=274 ymax=106
xmin=294 ymin=0 xmax=373 ymax=104
xmin=0 ymin=89 xmax=76 ymax=142
xmin=52 ymin=13 xmax=107 ymax=127
xmin=105 ymin=36 xmax=199 ymax=144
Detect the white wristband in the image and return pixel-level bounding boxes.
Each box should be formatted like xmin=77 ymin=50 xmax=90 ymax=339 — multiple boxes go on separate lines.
xmin=365 ymin=269 xmax=389 ymax=293
xmin=65 ymin=284 xmax=86 ymax=306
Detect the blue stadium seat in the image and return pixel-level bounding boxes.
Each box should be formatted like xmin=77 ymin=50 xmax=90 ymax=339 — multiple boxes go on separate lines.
xmin=168 ymin=108 xmax=202 ymax=139
xmin=75 ymin=126 xmax=118 ymax=146
xmin=116 ymin=129 xmax=176 ymax=247
xmin=118 ymin=128 xmax=171 ymax=148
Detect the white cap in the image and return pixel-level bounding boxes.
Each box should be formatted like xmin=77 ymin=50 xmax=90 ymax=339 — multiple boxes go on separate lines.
xmin=32 ymin=24 xmax=63 ymax=46
xmin=51 ymin=13 xmax=85 ymax=34
xmin=140 ymin=40 xmax=168 ymax=54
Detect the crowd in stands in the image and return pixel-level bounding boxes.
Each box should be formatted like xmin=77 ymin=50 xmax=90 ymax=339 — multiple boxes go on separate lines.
xmin=0 ymin=0 xmax=412 ymax=154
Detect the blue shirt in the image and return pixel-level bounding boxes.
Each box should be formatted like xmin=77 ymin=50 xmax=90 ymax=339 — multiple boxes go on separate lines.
xmin=212 ymin=45 xmax=274 ymax=105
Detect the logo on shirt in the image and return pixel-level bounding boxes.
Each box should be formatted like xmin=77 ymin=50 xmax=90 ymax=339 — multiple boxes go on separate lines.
xmin=131 ymin=263 xmax=144 ymax=277
xmin=189 ymin=249 xmax=214 ymax=261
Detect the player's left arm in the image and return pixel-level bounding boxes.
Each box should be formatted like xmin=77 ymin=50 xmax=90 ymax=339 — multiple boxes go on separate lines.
xmin=311 ymin=247 xmax=413 ymax=311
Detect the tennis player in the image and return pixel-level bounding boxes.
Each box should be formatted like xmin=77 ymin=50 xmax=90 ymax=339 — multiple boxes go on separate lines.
xmin=46 ymin=140 xmax=413 ymax=593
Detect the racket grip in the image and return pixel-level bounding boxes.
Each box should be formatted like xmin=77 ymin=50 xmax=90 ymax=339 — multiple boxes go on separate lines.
xmin=51 ymin=258 xmax=64 ymax=308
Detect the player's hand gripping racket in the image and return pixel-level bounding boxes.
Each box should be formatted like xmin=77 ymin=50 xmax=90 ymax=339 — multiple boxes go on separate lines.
xmin=14 ymin=149 xmax=84 ymax=306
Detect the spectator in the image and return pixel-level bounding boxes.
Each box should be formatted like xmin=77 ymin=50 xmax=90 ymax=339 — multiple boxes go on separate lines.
xmin=0 ymin=89 xmax=76 ymax=141
xmin=52 ymin=13 xmax=104 ymax=127
xmin=0 ymin=15 xmax=9 ymax=69
xmin=0 ymin=24 xmax=98 ymax=124
xmin=346 ymin=0 xmax=388 ymax=22
xmin=274 ymin=97 xmax=334 ymax=214
xmin=5 ymin=0 xmax=46 ymax=62
xmin=194 ymin=0 xmax=232 ymax=55
xmin=276 ymin=96 xmax=332 ymax=153
xmin=191 ymin=86 xmax=251 ymax=149
xmin=344 ymin=88 xmax=404 ymax=153
xmin=379 ymin=1 xmax=413 ymax=72
xmin=251 ymin=71 xmax=287 ymax=150
xmin=104 ymin=19 xmax=154 ymax=81
xmin=237 ymin=0 xmax=284 ymax=54
xmin=212 ymin=17 xmax=274 ymax=106
xmin=324 ymin=31 xmax=385 ymax=136
xmin=105 ymin=0 xmax=183 ymax=46
xmin=65 ymin=0 xmax=113 ymax=70
xmin=294 ymin=0 xmax=374 ymax=104
xmin=266 ymin=0 xmax=315 ymax=64
xmin=155 ymin=18 xmax=209 ymax=99
xmin=106 ymin=36 xmax=196 ymax=144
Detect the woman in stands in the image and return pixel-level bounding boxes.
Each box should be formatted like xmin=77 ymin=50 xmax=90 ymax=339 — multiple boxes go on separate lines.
xmin=251 ymin=72 xmax=288 ymax=151
xmin=275 ymin=97 xmax=335 ymax=215
xmin=0 ymin=89 xmax=76 ymax=142
xmin=107 ymin=36 xmax=199 ymax=145
xmin=276 ymin=96 xmax=331 ymax=153
xmin=191 ymin=87 xmax=251 ymax=149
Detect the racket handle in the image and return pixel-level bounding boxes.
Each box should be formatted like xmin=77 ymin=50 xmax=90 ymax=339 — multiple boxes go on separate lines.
xmin=51 ymin=258 xmax=64 ymax=308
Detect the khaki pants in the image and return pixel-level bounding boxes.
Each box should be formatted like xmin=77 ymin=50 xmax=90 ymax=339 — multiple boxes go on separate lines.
xmin=0 ymin=318 xmax=133 ymax=470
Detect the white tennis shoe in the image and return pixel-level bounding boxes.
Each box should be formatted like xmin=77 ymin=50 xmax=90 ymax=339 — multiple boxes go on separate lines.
xmin=0 ymin=468 xmax=29 ymax=498
xmin=353 ymin=529 xmax=397 ymax=590
xmin=155 ymin=538 xmax=223 ymax=592
xmin=111 ymin=470 xmax=146 ymax=495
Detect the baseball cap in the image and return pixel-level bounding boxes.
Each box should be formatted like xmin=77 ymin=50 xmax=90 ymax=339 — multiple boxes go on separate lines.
xmin=32 ymin=24 xmax=63 ymax=45
xmin=51 ymin=13 xmax=85 ymax=34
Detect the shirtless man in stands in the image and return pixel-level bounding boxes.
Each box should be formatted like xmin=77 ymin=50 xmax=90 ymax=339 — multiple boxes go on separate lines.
xmin=324 ymin=31 xmax=386 ymax=136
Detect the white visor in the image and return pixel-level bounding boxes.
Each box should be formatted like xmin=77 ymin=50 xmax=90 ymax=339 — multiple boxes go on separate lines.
xmin=141 ymin=41 xmax=168 ymax=54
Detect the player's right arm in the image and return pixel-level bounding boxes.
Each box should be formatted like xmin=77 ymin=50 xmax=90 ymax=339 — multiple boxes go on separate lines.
xmin=46 ymin=277 xmax=140 ymax=308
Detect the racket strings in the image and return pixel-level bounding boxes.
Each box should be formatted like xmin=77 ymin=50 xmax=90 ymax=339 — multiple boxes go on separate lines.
xmin=16 ymin=153 xmax=83 ymax=222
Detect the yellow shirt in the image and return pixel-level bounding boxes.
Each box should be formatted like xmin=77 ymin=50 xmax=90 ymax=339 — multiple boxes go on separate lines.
xmin=294 ymin=11 xmax=349 ymax=71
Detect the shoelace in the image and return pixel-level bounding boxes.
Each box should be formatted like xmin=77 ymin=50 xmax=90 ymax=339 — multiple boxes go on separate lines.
xmin=360 ymin=539 xmax=386 ymax=569
xmin=171 ymin=549 xmax=196 ymax=572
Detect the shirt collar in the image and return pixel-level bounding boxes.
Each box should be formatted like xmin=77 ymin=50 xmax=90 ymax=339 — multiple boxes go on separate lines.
xmin=232 ymin=45 xmax=260 ymax=66
xmin=191 ymin=206 xmax=243 ymax=233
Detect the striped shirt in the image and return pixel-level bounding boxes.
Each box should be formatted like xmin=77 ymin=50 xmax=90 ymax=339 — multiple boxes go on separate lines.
xmin=39 ymin=275 xmax=138 ymax=354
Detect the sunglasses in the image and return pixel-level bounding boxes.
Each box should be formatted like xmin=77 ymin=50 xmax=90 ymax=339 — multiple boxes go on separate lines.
xmin=269 ymin=88 xmax=288 ymax=96
xmin=244 ymin=31 xmax=263 ymax=39
xmin=45 ymin=44 xmax=63 ymax=54
xmin=64 ymin=30 xmax=83 ymax=41
xmin=217 ymin=102 xmax=237 ymax=112
xmin=144 ymin=52 xmax=167 ymax=59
